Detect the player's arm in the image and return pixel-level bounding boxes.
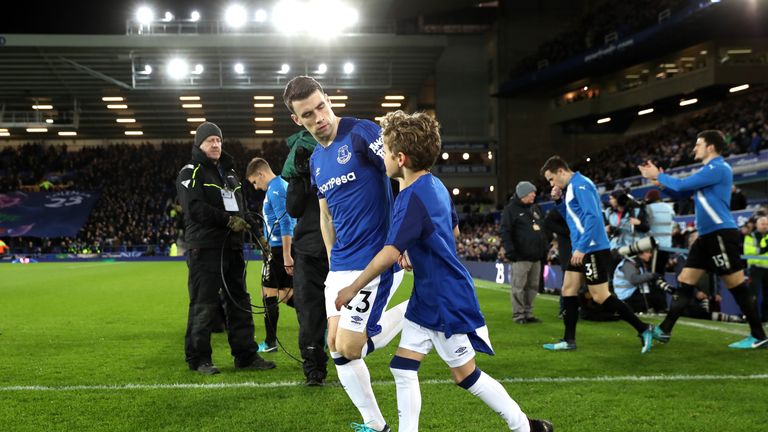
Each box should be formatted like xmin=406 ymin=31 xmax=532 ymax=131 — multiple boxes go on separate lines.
xmin=334 ymin=245 xmax=401 ymax=310
xmin=319 ymin=198 xmax=336 ymax=262
xmin=572 ymin=185 xmax=602 ymax=253
xmin=657 ymin=165 xmax=723 ymax=193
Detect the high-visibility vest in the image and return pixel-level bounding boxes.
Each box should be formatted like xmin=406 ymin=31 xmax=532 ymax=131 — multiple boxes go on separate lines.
xmin=743 ymin=231 xmax=768 ymax=268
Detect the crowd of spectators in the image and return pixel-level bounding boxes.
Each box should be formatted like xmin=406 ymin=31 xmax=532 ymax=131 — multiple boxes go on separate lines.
xmin=574 ymin=89 xmax=768 ymax=188
xmin=0 ymin=140 xmax=288 ymax=255
xmin=510 ymin=0 xmax=690 ymax=77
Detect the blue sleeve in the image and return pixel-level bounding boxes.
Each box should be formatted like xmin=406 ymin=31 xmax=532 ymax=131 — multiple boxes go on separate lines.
xmin=353 ymin=120 xmax=385 ymax=172
xmin=660 ymin=186 xmax=692 ymax=201
xmin=555 ymin=200 xmax=566 ymax=218
xmin=272 ymin=181 xmax=294 ymax=237
xmin=657 ymin=164 xmax=723 ymax=193
xmin=573 ymin=183 xmax=604 ymax=252
xmin=386 ymin=192 xmax=427 ymax=253
xmin=310 ymin=156 xmax=324 ymax=199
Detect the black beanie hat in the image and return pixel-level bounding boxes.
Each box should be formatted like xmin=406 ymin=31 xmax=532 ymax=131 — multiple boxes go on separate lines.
xmin=194 ymin=122 xmax=222 ymax=147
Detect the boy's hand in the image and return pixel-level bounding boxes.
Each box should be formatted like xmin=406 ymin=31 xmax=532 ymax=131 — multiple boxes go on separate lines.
xmin=398 ymin=250 xmax=413 ymax=271
xmin=335 ymin=285 xmax=358 ymax=311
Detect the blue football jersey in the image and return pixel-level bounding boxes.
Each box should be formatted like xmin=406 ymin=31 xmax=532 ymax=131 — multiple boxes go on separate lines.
xmin=310 ymin=117 xmax=394 ymax=271
xmin=556 ymin=171 xmax=611 ymax=253
xmin=263 ymin=176 xmax=296 ymax=248
xmin=386 ymin=173 xmax=487 ymax=341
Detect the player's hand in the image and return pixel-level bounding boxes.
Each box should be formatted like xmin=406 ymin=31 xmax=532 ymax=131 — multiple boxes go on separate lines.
xmin=638 ymin=160 xmax=661 ymax=180
xmin=398 ymin=250 xmax=413 ymax=272
xmin=570 ymin=250 xmax=585 ymax=266
xmin=551 ymin=186 xmax=562 ymax=200
xmin=227 ymin=215 xmax=252 ymax=233
xmin=335 ymin=285 xmax=358 ymax=311
xmin=629 ymin=217 xmax=642 ymax=226
xmin=283 ymin=254 xmax=294 ymax=276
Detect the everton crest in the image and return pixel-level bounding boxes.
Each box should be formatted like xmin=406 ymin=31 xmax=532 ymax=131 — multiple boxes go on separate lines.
xmin=337 ymin=145 xmax=351 ymax=164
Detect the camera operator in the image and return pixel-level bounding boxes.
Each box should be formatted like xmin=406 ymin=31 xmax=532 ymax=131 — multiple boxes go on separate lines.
xmin=613 ymin=250 xmax=669 ymax=314
xmin=176 ymin=121 xmax=275 ymax=375
xmin=283 ymin=130 xmax=330 ymax=386
xmin=604 ymin=190 xmax=649 ymax=253
xmin=643 ymin=189 xmax=675 ymax=274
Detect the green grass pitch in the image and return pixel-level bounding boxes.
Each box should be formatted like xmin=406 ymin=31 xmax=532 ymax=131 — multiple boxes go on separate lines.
xmin=1 ymin=261 xmax=766 ymax=431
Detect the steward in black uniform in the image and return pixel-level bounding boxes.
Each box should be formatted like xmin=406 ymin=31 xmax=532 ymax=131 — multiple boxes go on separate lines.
xmin=283 ymin=130 xmax=329 ymax=386
xmin=176 ymin=121 xmax=275 ymax=375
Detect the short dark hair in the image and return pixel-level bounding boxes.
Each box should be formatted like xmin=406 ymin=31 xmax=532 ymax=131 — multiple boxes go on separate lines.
xmin=245 ymin=157 xmax=270 ymax=179
xmin=697 ymin=130 xmax=726 ymax=153
xmin=380 ymin=110 xmax=441 ymax=171
xmin=283 ymin=76 xmax=324 ymax=114
xmin=540 ymin=155 xmax=570 ymax=177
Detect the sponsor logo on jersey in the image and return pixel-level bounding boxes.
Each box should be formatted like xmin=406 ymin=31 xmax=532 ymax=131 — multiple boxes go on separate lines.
xmin=369 ymin=136 xmax=384 ymax=159
xmin=337 ymin=145 xmax=352 ymax=164
xmin=318 ymin=171 xmax=357 ymax=194
xmin=454 ymin=346 xmax=468 ymax=355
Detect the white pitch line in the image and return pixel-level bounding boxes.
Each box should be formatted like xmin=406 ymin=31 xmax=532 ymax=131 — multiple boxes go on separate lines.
xmin=2 ymin=374 xmax=767 ymax=392
xmin=474 ymin=280 xmax=757 ymax=336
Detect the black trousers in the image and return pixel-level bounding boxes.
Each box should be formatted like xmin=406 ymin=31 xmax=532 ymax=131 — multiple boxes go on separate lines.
xmin=185 ymin=248 xmax=259 ymax=368
xmin=292 ymin=252 xmax=329 ymax=379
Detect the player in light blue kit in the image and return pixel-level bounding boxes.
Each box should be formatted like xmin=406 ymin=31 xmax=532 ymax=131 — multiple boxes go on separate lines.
xmin=335 ymin=111 xmax=553 ymax=432
xmin=283 ymin=76 xmax=407 ymax=432
xmin=540 ymin=156 xmax=654 ymax=353
xmin=246 ymin=157 xmax=297 ymax=353
xmin=640 ymin=130 xmax=768 ymax=349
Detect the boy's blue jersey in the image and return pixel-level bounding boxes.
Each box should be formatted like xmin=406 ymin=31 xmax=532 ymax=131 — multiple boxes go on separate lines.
xmin=386 ymin=173 xmax=487 ymax=341
xmin=263 ymin=176 xmax=296 ymax=247
xmin=556 ymin=171 xmax=610 ymax=253
xmin=657 ymin=156 xmax=736 ymax=235
xmin=310 ymin=117 xmax=394 ymax=271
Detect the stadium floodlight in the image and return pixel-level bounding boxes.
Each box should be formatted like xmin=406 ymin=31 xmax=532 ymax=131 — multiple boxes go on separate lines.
xmin=487 ymin=151 xmax=493 ymax=160
xmin=254 ymin=9 xmax=268 ymax=22
xmin=330 ymin=103 xmax=345 ymax=108
xmin=328 ymin=95 xmax=348 ymax=100
xmin=187 ymin=118 xmax=206 ymax=122
xmin=254 ymin=117 xmax=274 ymax=122
xmin=225 ymin=4 xmax=248 ymax=28
xmin=442 ymin=152 xmax=449 ymax=160
xmin=272 ymin=0 xmax=304 ymax=35
xmin=107 ymin=104 xmax=128 ymax=109
xmin=343 ymin=62 xmax=354 ymax=74
xmin=381 ymin=102 xmax=401 ymax=108
xmin=192 ymin=64 xmax=204 ymax=75
xmin=162 ymin=11 xmax=174 ymax=22
xmin=385 ymin=95 xmax=404 ymax=100
xmin=182 ymin=104 xmax=203 ymax=109
xmin=586 ymin=157 xmax=592 ymax=162
xmin=190 ymin=10 xmax=201 ymax=22
xmin=102 ymin=96 xmax=124 ymax=102
xmin=596 ymin=117 xmax=611 ymax=124
xmin=279 ymin=64 xmax=290 ymax=74
xmin=638 ymin=108 xmax=654 ymax=116
xmin=141 ymin=64 xmax=152 ymax=75
xmin=255 ymin=130 xmax=274 ymax=134
xmin=45 ymin=119 xmax=54 ymax=124
xmin=317 ymin=63 xmax=327 ymax=74
xmin=179 ymin=96 xmax=200 ymax=101
xmin=124 ymin=131 xmax=144 ymax=136
xmin=58 ymin=131 xmax=77 ymax=136
xmin=116 ymin=118 xmax=136 ymax=123
xmin=167 ymin=58 xmax=189 ymax=80
xmin=729 ymin=84 xmax=749 ymax=93
xmin=234 ymin=63 xmax=245 ymax=74
xmin=253 ymin=96 xmax=275 ymax=100
xmin=0 ymin=132 xmax=9 ymax=137
xmin=452 ymin=188 xmax=460 ymax=196
xmin=32 ymin=105 xmax=53 ymax=110
xmin=253 ymin=103 xmax=274 ymax=108
xmin=136 ymin=6 xmax=154 ymax=25
xmin=489 ymin=185 xmax=495 ymax=192
xmin=26 ymin=128 xmax=48 ymax=133
xmin=462 ymin=153 xmax=470 ymax=160
xmin=679 ymin=98 xmax=698 ymax=106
